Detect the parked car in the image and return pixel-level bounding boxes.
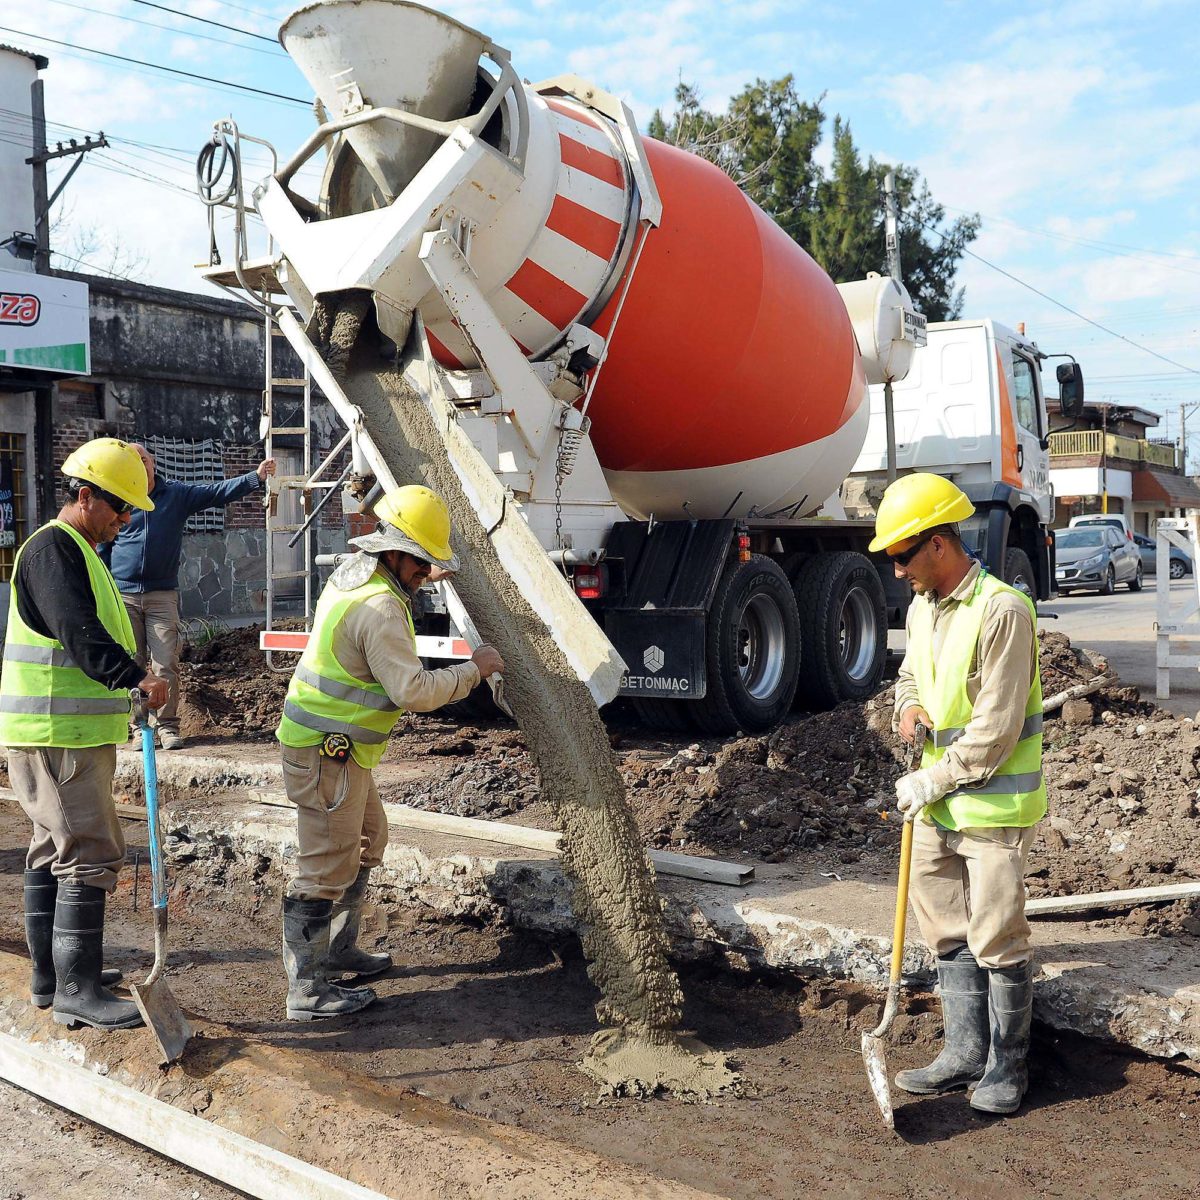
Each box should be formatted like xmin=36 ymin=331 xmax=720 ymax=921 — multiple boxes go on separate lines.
xmin=1055 ymin=525 xmax=1143 ymax=594
xmin=1133 ymin=532 xmax=1193 ymax=579
xmin=1069 ymin=513 xmax=1134 ymax=541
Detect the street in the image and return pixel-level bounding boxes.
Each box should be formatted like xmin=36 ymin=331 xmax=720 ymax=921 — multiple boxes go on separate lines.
xmin=1042 ymin=576 xmax=1200 ymax=719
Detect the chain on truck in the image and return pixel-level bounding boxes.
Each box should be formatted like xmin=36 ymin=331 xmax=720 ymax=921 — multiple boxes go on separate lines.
xmin=195 ymin=0 xmax=1085 ymax=737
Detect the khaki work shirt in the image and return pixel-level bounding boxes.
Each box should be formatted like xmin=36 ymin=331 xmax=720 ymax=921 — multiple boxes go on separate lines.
xmin=893 ymin=562 xmax=1038 ymax=793
xmin=331 ymin=570 xmax=480 ymax=713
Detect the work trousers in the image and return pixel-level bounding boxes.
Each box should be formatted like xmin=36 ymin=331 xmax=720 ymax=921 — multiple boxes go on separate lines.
xmin=123 ymin=589 xmax=181 ymax=733
xmin=281 ymin=744 xmax=388 ymax=901
xmin=909 ymin=817 xmax=1039 ymax=969
xmin=9 ymin=744 xmax=124 ymax=891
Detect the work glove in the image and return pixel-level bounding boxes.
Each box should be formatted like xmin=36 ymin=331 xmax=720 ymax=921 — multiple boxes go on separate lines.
xmin=895 ymin=766 xmax=950 ymax=822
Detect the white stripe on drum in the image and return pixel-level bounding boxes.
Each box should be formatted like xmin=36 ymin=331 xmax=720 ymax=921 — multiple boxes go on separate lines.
xmin=491 ymin=289 xmax=562 ymax=350
xmin=556 ymin=167 xmax=627 ymax=223
xmin=549 ymin=111 xmax=619 ymax=156
xmin=526 ymin=226 xmax=611 ymax=287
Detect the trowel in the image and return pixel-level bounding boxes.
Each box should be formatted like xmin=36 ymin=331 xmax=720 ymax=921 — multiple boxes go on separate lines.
xmin=861 ymin=721 xmax=927 ymax=1130
xmin=130 ymin=690 xmax=193 ymax=1064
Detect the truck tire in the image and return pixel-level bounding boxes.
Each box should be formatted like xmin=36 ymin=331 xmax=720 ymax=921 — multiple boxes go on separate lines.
xmin=630 ymin=698 xmax=696 ymax=732
xmin=1003 ymin=547 xmax=1036 ymax=598
xmin=794 ymin=551 xmax=886 ymax=710
xmin=691 ymin=555 xmax=800 ymax=736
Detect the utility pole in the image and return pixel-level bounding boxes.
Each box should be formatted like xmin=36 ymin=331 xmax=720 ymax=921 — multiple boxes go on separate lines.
xmin=1101 ymin=404 xmax=1108 ymax=514
xmin=883 ymin=170 xmax=902 ymax=484
xmin=27 ymin=77 xmax=107 ymax=520
xmin=27 ymin=79 xmax=107 ymax=274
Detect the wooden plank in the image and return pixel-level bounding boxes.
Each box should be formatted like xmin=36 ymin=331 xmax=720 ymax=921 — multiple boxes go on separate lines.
xmin=249 ymin=789 xmax=754 ymax=886
xmin=1027 ymin=881 xmax=1200 ymax=916
xmin=0 ymin=1032 xmax=390 ymax=1200
xmin=0 ymin=787 xmax=147 ymax=822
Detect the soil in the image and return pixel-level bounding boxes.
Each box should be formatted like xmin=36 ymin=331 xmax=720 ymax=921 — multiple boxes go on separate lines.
xmin=0 ymin=805 xmax=1195 ymax=1200
xmin=175 ymin=624 xmax=1200 ymax=939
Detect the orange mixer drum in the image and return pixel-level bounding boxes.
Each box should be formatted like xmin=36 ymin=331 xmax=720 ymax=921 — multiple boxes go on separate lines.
xmin=586 ymin=138 xmax=867 ymax=520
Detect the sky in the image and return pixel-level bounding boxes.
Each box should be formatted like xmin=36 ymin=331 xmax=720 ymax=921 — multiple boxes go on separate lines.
xmin=2 ymin=0 xmax=1199 ymax=451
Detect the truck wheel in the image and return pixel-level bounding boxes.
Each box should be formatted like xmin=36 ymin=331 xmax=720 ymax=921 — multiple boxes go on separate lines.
xmin=630 ymin=698 xmax=696 ymax=733
xmin=794 ymin=551 xmax=886 ymax=710
xmin=1003 ymin=547 xmax=1036 ymax=598
xmin=692 ymin=555 xmax=800 ymax=736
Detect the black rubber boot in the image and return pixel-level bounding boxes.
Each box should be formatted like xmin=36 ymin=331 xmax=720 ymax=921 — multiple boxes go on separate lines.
xmin=25 ymin=870 xmax=122 ymax=1007
xmin=970 ymin=961 xmax=1034 ymax=1115
xmin=895 ymin=946 xmax=989 ymax=1094
xmin=52 ymin=882 xmax=142 ymax=1030
xmin=282 ymin=896 xmax=377 ymax=1021
xmin=327 ymin=868 xmax=392 ymax=979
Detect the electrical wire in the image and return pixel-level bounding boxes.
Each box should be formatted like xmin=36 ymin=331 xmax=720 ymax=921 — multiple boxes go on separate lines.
xmin=0 ymin=24 xmax=308 ymax=105
xmin=922 ymin=220 xmax=1200 ymax=377
xmin=43 ymin=0 xmax=287 ymax=58
xmin=130 ymin=0 xmax=279 ymax=44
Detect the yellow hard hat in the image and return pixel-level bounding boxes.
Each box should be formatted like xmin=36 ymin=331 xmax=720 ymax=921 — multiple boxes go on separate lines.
xmin=61 ymin=437 xmax=154 ymax=511
xmin=868 ymin=472 xmax=974 ymax=553
xmin=361 ymin=484 xmax=458 ymax=570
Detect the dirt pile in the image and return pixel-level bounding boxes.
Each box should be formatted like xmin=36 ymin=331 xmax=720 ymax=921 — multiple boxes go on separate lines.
xmin=173 ymin=621 xmax=1199 ymax=931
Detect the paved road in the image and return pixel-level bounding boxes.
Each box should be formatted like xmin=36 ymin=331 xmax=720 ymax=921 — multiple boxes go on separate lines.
xmin=1040 ymin=574 xmax=1200 ymax=719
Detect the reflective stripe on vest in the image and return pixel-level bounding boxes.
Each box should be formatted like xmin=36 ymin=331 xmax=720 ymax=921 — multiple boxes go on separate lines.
xmin=931 ymin=711 xmax=1044 ymax=749
xmin=0 ymin=520 xmax=137 ymax=749
xmin=909 ymin=569 xmax=1047 ymax=830
xmin=276 ymin=571 xmax=411 ymax=769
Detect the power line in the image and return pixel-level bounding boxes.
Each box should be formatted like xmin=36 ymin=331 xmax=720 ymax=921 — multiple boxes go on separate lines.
xmin=43 ymin=0 xmax=286 ymax=57
xmin=923 ymin=221 xmax=1200 ymax=377
xmin=130 ymin=0 xmax=279 ymax=46
xmin=0 ymin=24 xmax=307 ymax=105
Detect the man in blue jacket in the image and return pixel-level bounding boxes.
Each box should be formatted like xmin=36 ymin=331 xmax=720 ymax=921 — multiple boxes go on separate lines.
xmin=100 ymin=443 xmax=275 ymax=748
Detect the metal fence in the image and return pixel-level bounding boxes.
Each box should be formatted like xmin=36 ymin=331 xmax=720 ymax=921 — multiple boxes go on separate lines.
xmin=1048 ymin=431 xmax=1179 ymax=470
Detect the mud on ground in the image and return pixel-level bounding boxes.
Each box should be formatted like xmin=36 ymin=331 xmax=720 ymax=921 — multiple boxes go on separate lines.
xmin=177 ymin=625 xmax=1200 ymax=939
xmin=0 ymin=805 xmax=1196 ymax=1200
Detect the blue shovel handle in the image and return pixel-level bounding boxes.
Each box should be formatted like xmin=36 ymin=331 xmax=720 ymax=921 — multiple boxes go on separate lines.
xmin=130 ymin=689 xmax=166 ymax=912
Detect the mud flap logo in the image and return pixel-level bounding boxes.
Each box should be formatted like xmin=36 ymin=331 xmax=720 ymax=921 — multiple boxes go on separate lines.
xmin=644 ymin=645 xmax=664 ymax=673
xmin=0 ymin=293 xmax=40 ymax=325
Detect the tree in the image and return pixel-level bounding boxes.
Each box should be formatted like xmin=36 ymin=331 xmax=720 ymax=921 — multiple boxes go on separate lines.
xmin=649 ymin=78 xmax=979 ymax=320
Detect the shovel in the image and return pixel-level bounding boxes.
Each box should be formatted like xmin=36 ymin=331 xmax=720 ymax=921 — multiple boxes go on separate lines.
xmin=861 ymin=720 xmax=927 ymax=1130
xmin=129 ymin=691 xmax=193 ymax=1064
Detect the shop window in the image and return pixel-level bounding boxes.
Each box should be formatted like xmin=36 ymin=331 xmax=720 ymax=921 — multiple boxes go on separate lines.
xmin=0 ymin=432 xmax=27 ymax=581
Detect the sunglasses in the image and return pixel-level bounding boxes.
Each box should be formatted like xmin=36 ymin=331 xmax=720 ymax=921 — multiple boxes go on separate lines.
xmin=90 ymin=485 xmax=133 ymax=516
xmin=889 ymin=531 xmax=937 ymax=567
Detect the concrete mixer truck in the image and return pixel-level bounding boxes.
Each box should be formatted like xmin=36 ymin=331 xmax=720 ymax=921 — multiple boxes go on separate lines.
xmin=198 ymin=0 xmax=1083 ymax=736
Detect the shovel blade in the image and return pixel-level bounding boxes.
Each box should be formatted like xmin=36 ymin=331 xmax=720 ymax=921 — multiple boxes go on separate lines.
xmin=861 ymin=1031 xmax=894 ymax=1130
xmin=131 ymin=979 xmax=193 ymax=1065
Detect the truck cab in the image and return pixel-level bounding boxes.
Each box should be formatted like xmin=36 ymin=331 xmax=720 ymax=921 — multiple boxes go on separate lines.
xmin=844 ymin=319 xmax=1083 ymax=601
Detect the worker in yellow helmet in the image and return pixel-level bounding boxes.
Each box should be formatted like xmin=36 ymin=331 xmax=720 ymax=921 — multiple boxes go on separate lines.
xmin=0 ymin=438 xmax=168 ymax=1031
xmin=870 ymin=472 xmax=1045 ymax=1116
xmin=275 ymin=485 xmax=503 ymax=1021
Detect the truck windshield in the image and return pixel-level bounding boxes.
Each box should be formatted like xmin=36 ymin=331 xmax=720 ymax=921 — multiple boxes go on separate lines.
xmin=1058 ymin=529 xmax=1106 ymax=548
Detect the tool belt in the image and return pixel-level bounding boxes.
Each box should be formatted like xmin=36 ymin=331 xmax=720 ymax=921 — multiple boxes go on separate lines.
xmin=319 ymin=733 xmax=353 ymax=763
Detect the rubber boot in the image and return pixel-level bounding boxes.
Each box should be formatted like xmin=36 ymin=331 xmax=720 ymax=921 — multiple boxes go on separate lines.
xmin=970 ymin=961 xmax=1034 ymax=1115
xmin=895 ymin=946 xmax=988 ymax=1094
xmin=51 ymin=882 xmax=142 ymax=1030
xmin=282 ymin=896 xmax=377 ymax=1021
xmin=25 ymin=870 xmax=122 ymax=1007
xmin=327 ymin=868 xmax=392 ymax=979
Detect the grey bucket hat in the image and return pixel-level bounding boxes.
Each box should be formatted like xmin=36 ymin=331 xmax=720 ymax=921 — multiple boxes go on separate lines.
xmin=347 ymin=524 xmax=460 ymax=572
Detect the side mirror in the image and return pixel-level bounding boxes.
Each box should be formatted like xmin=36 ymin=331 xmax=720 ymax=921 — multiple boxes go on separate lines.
xmin=1057 ymin=362 xmax=1085 ymax=418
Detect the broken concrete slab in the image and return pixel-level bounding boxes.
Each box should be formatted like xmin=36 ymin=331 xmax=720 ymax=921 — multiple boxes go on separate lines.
xmin=168 ymin=792 xmax=1200 ymax=1067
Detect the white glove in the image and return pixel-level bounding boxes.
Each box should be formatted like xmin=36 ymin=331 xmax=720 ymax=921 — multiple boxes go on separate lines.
xmin=895 ymin=767 xmax=950 ymax=822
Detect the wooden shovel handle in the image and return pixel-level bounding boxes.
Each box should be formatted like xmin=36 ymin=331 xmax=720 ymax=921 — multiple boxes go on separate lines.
xmin=889 ymin=819 xmax=914 ymax=986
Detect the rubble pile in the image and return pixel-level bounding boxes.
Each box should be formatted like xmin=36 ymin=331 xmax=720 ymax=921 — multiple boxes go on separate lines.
xmin=176 ymin=623 xmax=1200 ymax=931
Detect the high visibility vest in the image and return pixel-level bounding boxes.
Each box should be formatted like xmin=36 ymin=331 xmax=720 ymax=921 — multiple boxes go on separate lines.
xmin=275 ymin=572 xmax=412 ymax=769
xmin=910 ymin=570 xmax=1047 ymax=831
xmin=0 ymin=520 xmax=138 ymax=748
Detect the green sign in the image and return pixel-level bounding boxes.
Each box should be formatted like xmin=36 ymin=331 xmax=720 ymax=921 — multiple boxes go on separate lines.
xmin=0 ymin=266 xmax=90 ymax=377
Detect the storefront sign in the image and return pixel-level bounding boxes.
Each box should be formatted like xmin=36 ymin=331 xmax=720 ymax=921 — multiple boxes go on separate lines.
xmin=0 ymin=266 xmax=89 ymax=375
